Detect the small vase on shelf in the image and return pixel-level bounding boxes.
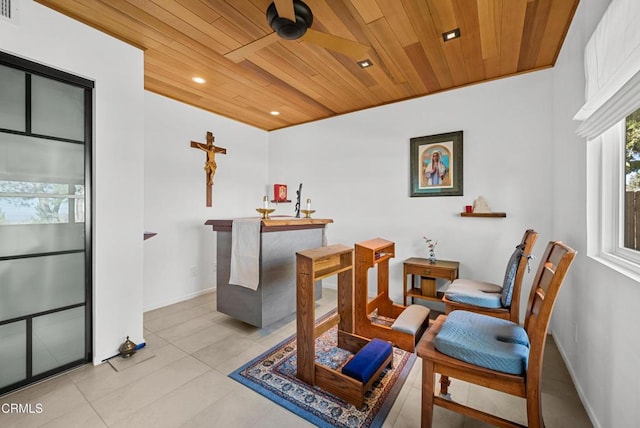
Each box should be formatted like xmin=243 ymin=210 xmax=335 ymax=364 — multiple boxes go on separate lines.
xmin=428 ymin=251 xmax=436 ymax=264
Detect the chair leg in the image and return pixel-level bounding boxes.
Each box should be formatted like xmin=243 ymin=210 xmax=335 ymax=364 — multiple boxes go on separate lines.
xmin=526 ymin=383 xmax=545 ymax=428
xmin=421 ymin=358 xmax=435 ymax=428
xmin=439 ymin=375 xmax=451 ymax=397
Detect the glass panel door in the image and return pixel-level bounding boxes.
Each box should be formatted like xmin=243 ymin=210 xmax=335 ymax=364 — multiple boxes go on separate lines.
xmin=0 ymin=52 xmax=93 ymax=395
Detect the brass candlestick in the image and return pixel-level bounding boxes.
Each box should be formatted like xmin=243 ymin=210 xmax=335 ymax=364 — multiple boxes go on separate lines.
xmin=256 ymin=208 xmax=275 ymax=219
xmin=300 ymin=209 xmax=315 ymax=219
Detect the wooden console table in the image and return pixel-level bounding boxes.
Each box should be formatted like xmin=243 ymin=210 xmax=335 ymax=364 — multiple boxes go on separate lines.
xmin=403 ymin=258 xmax=459 ymax=305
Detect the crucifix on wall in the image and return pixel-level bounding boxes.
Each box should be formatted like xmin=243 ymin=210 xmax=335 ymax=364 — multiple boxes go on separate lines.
xmin=190 ymin=131 xmax=227 ymax=207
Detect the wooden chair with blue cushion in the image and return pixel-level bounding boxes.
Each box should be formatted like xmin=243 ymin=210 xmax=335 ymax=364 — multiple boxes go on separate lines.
xmin=442 ymin=229 xmax=538 ymax=324
xmin=417 ymin=240 xmax=576 ymax=428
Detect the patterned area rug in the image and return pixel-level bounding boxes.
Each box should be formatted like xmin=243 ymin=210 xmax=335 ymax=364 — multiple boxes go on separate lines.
xmin=229 ymin=316 xmax=416 ymax=428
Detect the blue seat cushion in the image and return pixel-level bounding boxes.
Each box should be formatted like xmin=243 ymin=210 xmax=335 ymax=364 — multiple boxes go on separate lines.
xmin=434 ymin=311 xmax=530 ymax=375
xmin=501 ymin=245 xmax=525 ymax=307
xmin=444 ymin=279 xmax=502 ymax=308
xmin=342 ymin=338 xmax=393 ymax=383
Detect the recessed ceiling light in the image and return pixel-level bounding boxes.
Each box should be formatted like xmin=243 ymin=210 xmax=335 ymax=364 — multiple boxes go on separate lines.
xmin=192 ymin=77 xmax=206 ymax=84
xmin=270 ymin=111 xmax=280 ymax=116
xmin=357 ymin=59 xmax=373 ymax=69
xmin=442 ymin=28 xmax=461 ymax=42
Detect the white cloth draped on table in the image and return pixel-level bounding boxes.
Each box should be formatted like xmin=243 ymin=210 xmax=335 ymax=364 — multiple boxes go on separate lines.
xmin=229 ymin=218 xmax=261 ymax=290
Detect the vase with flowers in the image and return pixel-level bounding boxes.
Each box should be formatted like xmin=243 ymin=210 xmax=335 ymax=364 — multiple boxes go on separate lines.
xmin=423 ymin=236 xmax=438 ymax=263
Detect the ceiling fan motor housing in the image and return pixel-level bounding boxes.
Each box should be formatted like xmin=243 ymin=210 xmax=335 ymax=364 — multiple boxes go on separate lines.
xmin=267 ymin=0 xmax=313 ymax=40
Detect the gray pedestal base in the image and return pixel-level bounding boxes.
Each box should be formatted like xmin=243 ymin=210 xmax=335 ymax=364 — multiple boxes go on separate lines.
xmin=216 ymin=227 xmax=324 ymax=327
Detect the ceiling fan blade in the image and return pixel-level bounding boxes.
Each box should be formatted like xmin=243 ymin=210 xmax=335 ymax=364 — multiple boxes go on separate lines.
xmin=302 ymin=29 xmax=371 ymax=60
xmin=273 ymin=0 xmax=296 ymax=21
xmin=224 ymin=32 xmax=280 ymax=63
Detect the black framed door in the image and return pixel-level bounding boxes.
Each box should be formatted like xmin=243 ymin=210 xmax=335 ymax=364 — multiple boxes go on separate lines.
xmin=0 ymin=52 xmax=93 ymax=395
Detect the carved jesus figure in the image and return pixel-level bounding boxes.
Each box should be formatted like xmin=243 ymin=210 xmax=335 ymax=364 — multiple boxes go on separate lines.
xmin=202 ymin=146 xmax=218 ymax=185
xmin=191 ymin=132 xmax=226 ymax=186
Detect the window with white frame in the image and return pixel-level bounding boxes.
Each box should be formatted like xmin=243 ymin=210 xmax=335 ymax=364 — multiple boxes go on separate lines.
xmin=577 ymin=0 xmax=640 ymax=278
xmin=591 ymin=109 xmax=640 ymax=277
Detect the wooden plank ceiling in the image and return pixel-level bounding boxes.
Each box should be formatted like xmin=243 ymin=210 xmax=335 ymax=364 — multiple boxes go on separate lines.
xmin=35 ymin=0 xmax=579 ymax=131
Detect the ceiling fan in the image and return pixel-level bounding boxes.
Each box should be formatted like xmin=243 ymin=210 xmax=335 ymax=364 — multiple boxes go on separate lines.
xmin=224 ymin=0 xmax=371 ymax=63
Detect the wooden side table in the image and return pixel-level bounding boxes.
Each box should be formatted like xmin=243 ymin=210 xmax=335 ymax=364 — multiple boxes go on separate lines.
xmin=403 ymin=258 xmax=459 ymax=305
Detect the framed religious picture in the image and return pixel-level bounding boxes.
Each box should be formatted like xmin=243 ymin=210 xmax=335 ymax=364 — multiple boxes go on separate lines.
xmin=410 ymin=131 xmax=463 ymax=197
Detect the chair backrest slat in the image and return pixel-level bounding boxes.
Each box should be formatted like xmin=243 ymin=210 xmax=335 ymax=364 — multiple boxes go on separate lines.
xmin=524 ymin=241 xmax=576 ymax=381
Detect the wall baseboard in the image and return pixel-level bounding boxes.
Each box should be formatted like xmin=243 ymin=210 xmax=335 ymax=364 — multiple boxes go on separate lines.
xmin=143 ymin=287 xmax=216 ymax=313
xmin=551 ymin=331 xmax=601 ymax=428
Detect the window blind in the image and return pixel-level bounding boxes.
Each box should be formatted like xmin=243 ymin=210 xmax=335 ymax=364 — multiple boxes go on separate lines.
xmin=574 ymin=0 xmax=640 ymax=139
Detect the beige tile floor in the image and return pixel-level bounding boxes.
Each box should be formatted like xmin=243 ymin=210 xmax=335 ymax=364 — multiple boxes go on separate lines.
xmin=0 ymin=289 xmax=592 ymax=427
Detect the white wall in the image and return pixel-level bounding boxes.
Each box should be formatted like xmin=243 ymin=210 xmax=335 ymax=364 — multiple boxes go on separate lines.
xmin=268 ymin=71 xmax=555 ymax=315
xmin=143 ymin=92 xmax=268 ymax=311
xmin=551 ymin=0 xmax=640 ymax=427
xmin=0 ymin=1 xmax=145 ymax=364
